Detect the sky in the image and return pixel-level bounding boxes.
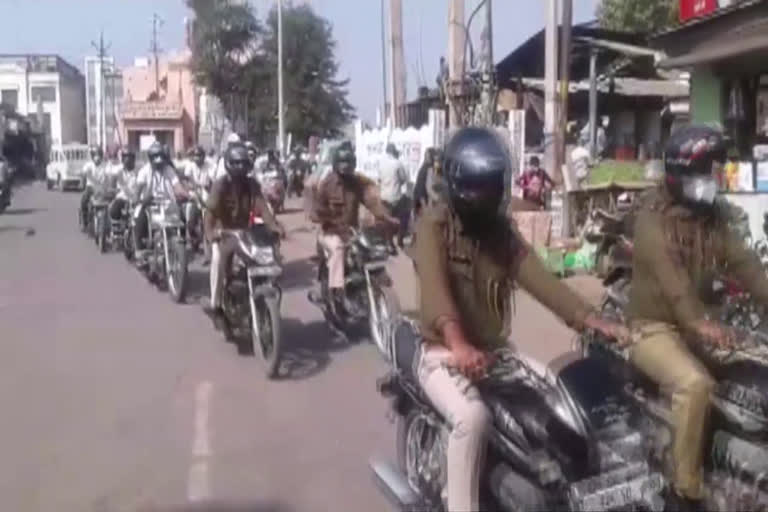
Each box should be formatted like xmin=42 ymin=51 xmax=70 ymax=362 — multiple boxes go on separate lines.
xmin=0 ymin=0 xmax=599 ymax=122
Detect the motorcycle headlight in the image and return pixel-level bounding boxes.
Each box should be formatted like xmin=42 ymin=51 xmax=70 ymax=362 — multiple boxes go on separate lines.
xmin=249 ymin=245 xmax=275 ymax=265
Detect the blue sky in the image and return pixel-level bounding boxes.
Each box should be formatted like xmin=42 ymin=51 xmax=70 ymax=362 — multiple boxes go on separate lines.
xmin=0 ymin=0 xmax=599 ymax=122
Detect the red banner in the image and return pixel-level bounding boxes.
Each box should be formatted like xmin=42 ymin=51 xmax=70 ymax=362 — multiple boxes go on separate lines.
xmin=679 ymin=0 xmax=718 ymax=23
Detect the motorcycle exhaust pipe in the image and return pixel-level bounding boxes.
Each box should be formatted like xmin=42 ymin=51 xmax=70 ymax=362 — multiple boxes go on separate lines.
xmin=369 ymin=458 xmax=426 ymax=511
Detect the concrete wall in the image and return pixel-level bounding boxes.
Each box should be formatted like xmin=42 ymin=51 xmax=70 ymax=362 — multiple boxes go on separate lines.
xmin=691 ymin=66 xmax=723 ymax=124
xmin=59 ymin=74 xmax=86 ymax=144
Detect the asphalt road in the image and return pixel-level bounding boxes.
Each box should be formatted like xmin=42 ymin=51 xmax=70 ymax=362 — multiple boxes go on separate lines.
xmin=0 ymin=183 xmax=604 ymax=512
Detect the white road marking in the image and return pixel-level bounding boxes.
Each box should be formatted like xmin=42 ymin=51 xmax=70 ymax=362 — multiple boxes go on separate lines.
xmin=187 ymin=380 xmax=213 ymax=502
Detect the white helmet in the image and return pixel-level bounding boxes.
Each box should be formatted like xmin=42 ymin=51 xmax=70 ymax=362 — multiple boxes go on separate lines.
xmin=226 ymin=133 xmax=241 ymax=145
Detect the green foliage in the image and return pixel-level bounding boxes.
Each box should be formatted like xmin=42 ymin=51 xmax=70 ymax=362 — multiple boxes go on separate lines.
xmin=187 ymin=0 xmax=354 ymax=147
xmin=588 ymin=159 xmax=647 ymax=185
xmin=596 ymin=0 xmax=679 ymax=34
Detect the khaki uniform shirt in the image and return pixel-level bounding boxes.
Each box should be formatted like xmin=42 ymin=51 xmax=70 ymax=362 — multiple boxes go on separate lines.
xmin=204 ymin=175 xmax=282 ymax=240
xmin=311 ymin=172 xmax=391 ymax=237
xmin=412 ymin=204 xmax=593 ymax=350
xmin=628 ymin=189 xmax=768 ymax=330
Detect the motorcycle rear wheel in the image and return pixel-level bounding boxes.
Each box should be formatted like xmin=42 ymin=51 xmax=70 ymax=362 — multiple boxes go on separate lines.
xmin=251 ymin=296 xmax=282 ymax=379
xmin=397 ymin=408 xmax=446 ymax=510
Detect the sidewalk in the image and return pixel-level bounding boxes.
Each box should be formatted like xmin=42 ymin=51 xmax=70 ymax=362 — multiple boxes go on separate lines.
xmin=387 ymin=251 xmax=605 ymax=367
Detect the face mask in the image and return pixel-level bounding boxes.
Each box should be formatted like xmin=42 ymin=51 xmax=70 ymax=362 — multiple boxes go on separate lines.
xmin=681 ymin=176 xmax=718 ymax=205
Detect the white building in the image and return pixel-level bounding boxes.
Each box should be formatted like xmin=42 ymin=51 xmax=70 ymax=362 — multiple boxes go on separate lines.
xmin=85 ymin=56 xmax=123 ymax=150
xmin=0 ymin=54 xmax=86 ymax=145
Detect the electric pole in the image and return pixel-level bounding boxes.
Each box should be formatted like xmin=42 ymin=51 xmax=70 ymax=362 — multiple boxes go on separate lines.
xmin=447 ymin=0 xmax=465 ymax=128
xmin=380 ymin=0 xmax=388 ymax=125
xmin=388 ymin=0 xmax=405 ymax=128
xmin=543 ymin=0 xmax=559 ymax=182
xmin=277 ymin=0 xmax=285 ymax=159
xmin=481 ymin=0 xmax=495 ymax=126
xmin=558 ymin=0 xmax=573 ymax=237
xmin=150 ymin=13 xmax=164 ymax=98
xmin=91 ymin=30 xmax=111 ymax=152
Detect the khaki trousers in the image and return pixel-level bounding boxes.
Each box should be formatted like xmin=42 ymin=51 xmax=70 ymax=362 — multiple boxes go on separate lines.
xmin=418 ymin=345 xmax=491 ymax=512
xmin=209 ymin=237 xmax=238 ymax=308
xmin=319 ymin=233 xmax=345 ymax=289
xmin=629 ymin=321 xmax=715 ymax=500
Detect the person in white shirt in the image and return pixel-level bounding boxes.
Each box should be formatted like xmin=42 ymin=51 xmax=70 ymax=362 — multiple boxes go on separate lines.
xmin=183 ymin=145 xmax=215 ymax=261
xmin=109 ymin=148 xmax=139 ymax=223
xmin=80 ymin=146 xmax=109 ymax=227
xmin=378 ymin=143 xmax=410 ymax=249
xmin=215 ymin=133 xmax=242 ymax=180
xmin=133 ymin=142 xmax=189 ymax=260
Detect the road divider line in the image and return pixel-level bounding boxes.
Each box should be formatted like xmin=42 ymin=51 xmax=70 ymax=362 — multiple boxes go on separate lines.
xmin=187 ymin=380 xmax=213 ymax=502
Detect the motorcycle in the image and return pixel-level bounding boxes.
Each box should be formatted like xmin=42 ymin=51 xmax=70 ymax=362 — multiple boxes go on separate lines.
xmin=89 ymin=189 xmax=117 ymax=251
xmin=141 ymin=198 xmax=189 ymax=303
xmin=371 ymin=318 xmax=667 ymax=511
xmin=286 ymin=166 xmax=305 ymax=198
xmin=581 ymin=325 xmax=768 ymax=511
xmin=262 ymin=169 xmax=286 ymax=214
xmin=218 ymin=225 xmax=284 ymax=378
xmin=308 ymin=226 xmax=401 ymax=361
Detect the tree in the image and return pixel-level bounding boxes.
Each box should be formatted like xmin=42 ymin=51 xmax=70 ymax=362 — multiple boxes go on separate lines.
xmin=186 ymin=0 xmax=265 ymax=128
xmin=258 ymin=2 xmax=354 ymax=147
xmin=187 ymin=0 xmax=354 ymax=148
xmin=597 ymin=0 xmax=679 ymax=34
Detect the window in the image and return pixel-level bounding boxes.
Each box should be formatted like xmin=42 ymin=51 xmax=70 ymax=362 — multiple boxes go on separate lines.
xmin=1 ymin=89 xmax=18 ymax=109
xmin=31 ymin=86 xmax=56 ymax=103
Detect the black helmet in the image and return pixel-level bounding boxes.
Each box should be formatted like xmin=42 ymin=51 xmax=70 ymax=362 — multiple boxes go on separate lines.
xmin=90 ymin=145 xmax=103 ymax=162
xmin=443 ymin=127 xmax=508 ymax=233
xmin=224 ymin=143 xmax=251 ymax=179
xmin=332 ymin=141 xmax=356 ymax=176
xmin=120 ymin=148 xmax=136 ymax=170
xmin=664 ymin=124 xmax=726 ymax=210
xmin=147 ymin=142 xmax=167 ymax=170
xmin=190 ymin=145 xmax=206 ymax=165
xmin=244 ymin=141 xmax=257 ymax=162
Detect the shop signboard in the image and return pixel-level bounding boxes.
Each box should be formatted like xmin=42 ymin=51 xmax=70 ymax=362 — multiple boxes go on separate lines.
xmin=679 ymin=0 xmax=718 ymax=23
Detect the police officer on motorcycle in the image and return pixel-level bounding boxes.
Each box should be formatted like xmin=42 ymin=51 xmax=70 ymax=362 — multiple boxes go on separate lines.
xmin=411 ymin=127 xmax=626 ymax=511
xmin=133 ymin=142 xmax=189 ymax=261
xmin=80 ymin=145 xmax=108 ymax=228
xmin=109 ymin=148 xmax=138 ymax=223
xmin=311 ymin=140 xmax=399 ymax=318
xmin=204 ymin=142 xmax=285 ymax=332
xmin=627 ymin=124 xmax=768 ymax=511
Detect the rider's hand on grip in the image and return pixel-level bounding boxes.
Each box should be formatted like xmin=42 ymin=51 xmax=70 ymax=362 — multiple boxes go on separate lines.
xmin=691 ymin=318 xmax=736 ymax=349
xmin=584 ymin=312 xmax=631 ymax=346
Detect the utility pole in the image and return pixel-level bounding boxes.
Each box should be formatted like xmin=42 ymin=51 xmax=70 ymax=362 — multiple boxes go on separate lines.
xmin=150 ymin=13 xmax=163 ymax=98
xmin=481 ymin=0 xmax=495 ymax=126
xmin=543 ymin=0 xmax=559 ymax=182
xmin=388 ymin=0 xmax=405 ymax=128
xmin=380 ymin=0 xmax=388 ymax=125
xmin=588 ymin=48 xmax=598 ymax=160
xmin=447 ymin=0 xmax=465 ymax=128
xmin=91 ymin=30 xmax=111 ymax=152
xmin=558 ymin=0 xmax=573 ymax=237
xmin=277 ymin=0 xmax=285 ymax=158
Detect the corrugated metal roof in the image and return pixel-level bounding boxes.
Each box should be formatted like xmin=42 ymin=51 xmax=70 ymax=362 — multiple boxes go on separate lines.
xmin=520 ymin=77 xmax=689 ymax=98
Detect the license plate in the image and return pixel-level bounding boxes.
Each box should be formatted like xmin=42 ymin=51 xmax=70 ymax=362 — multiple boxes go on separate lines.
xmin=576 ymin=473 xmax=664 ymax=511
xmin=248 ymin=265 xmax=282 ymax=277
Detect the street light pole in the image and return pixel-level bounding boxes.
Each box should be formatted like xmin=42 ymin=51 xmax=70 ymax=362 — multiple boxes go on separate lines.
xmin=277 ymin=0 xmax=285 ymax=159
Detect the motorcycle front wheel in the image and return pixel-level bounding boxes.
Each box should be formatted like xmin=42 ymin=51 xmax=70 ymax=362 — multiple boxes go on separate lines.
xmin=251 ymin=295 xmax=282 ymax=378
xmin=166 ymin=237 xmax=188 ymax=303
xmin=97 ymin=211 xmax=108 ymax=254
xmin=369 ymin=284 xmax=401 ymax=362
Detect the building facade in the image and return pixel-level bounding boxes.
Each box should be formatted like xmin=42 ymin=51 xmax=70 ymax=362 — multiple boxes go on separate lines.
xmin=85 ymin=56 xmax=124 ymax=151
xmin=118 ymin=51 xmax=198 ymax=156
xmin=0 ymin=54 xmax=86 ymax=146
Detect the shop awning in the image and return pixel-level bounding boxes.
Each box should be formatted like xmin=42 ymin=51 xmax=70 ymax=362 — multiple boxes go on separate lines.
xmin=660 ymin=32 xmax=768 ymax=68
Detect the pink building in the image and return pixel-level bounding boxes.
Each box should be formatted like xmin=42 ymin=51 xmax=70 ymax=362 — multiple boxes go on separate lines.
xmin=118 ymin=50 xmax=198 ymax=155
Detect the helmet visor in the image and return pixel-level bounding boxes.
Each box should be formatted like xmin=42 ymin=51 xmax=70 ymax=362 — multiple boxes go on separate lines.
xmin=681 ymin=175 xmax=718 ymax=206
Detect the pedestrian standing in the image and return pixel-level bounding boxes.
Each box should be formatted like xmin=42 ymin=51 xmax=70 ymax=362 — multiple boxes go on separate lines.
xmin=378 ymin=143 xmax=410 ymax=250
